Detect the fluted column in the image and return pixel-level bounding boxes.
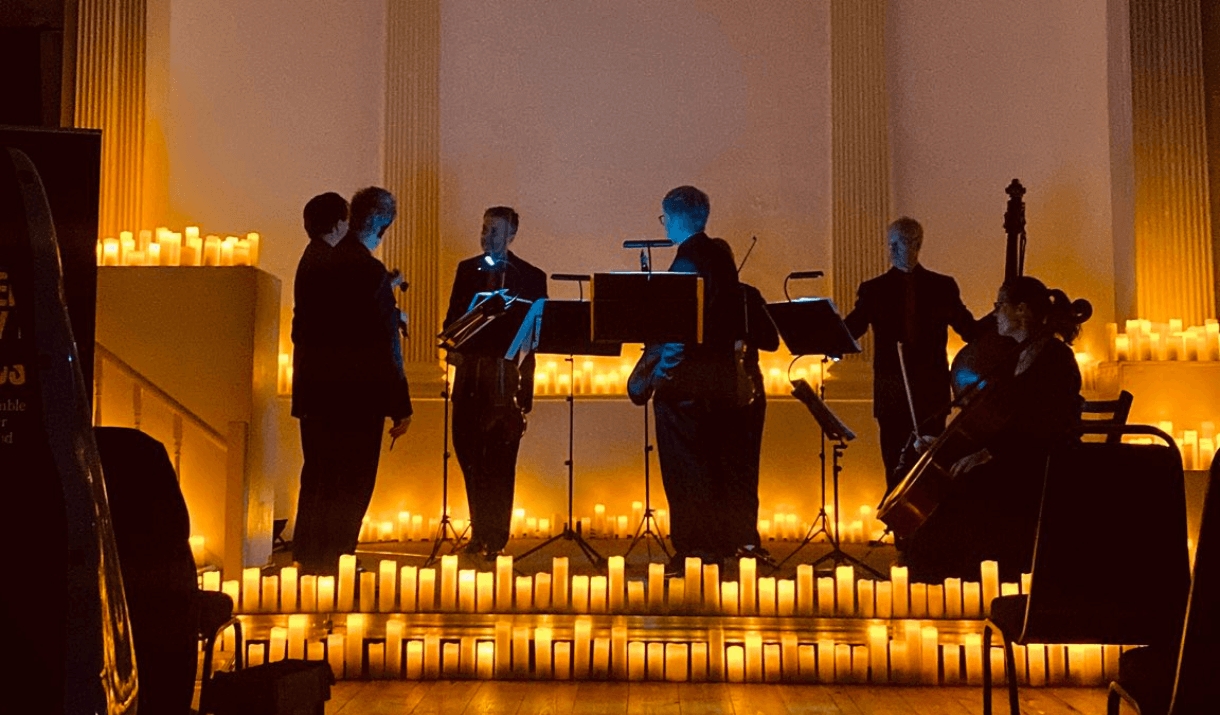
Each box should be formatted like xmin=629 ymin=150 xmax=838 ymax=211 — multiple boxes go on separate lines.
xmin=831 ymin=0 xmax=891 ymax=363
xmin=1127 ymin=0 xmax=1216 ymax=324
xmin=383 ymin=0 xmax=443 ymax=389
xmin=73 ymin=0 xmax=146 ymax=239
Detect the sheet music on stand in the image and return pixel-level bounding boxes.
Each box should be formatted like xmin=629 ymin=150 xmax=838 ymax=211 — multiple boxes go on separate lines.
xmin=439 ymin=289 xmax=534 ymax=355
xmin=791 ymin=378 xmax=855 ymax=441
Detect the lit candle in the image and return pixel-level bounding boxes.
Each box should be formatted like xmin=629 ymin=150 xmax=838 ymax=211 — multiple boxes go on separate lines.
xmin=834 ymin=643 xmax=852 ymax=683
xmin=798 ymin=645 xmax=817 ymax=683
xmin=739 ymin=557 xmax=756 ymax=615
xmin=201 ymin=570 xmax=220 ymax=592
xmin=817 ymin=576 xmax=834 ymax=615
xmin=359 ymin=572 xmax=376 ymax=612
xmin=627 ymin=580 xmax=645 ymax=611
xmin=101 ymin=238 xmax=119 ymax=266
xmin=572 ymin=575 xmax=590 ymax=613
xmin=942 ymin=644 xmax=961 ymax=684
xmin=909 ymin=583 xmax=927 ymax=618
xmin=220 ymin=236 xmax=236 ymax=265
xmin=991 ymin=646 xmax=1008 ymax=687
xmin=539 ymin=517 xmax=551 ymax=537
xmin=835 ymin=565 xmax=855 ymax=615
xmin=980 ymin=560 xmax=999 ymax=616
xmin=726 ymin=645 xmax=745 ymax=683
xmin=327 ymin=634 xmax=345 ymax=678
xmin=494 ymin=621 xmax=511 ymax=678
xmin=535 ymin=626 xmax=553 ymax=679
xmin=307 ymin=641 xmax=325 ymax=663
xmin=556 ymin=556 xmax=568 ymax=607
xmin=553 ymin=641 xmax=572 ymax=680
xmin=516 ymin=576 xmax=534 ymax=612
xmin=534 ymin=572 xmax=551 ymax=611
xmin=406 ymin=640 xmax=424 ymax=679
xmin=287 ymin=614 xmax=307 ymax=659
xmin=338 ymin=555 xmax=357 ymax=612
xmin=698 ymin=564 xmax=719 ymax=613
xmin=891 ymin=565 xmax=909 ymax=617
xmin=247 ymin=643 xmax=265 ymax=667
xmin=374 ymin=560 xmax=395 ymax=612
xmin=857 ymin=579 xmax=875 ymax=618
xmin=743 ymin=632 xmax=764 ymax=683
xmin=496 ymin=555 xmax=513 ymax=611
xmin=440 ymin=554 xmax=458 ymax=611
xmin=475 ymin=641 xmax=494 ymax=680
xmin=593 ymin=503 xmax=606 ymax=535
xmin=668 ymin=577 xmax=685 ymax=609
xmin=963 ymin=633 xmax=983 ymax=684
xmin=246 ymin=232 xmax=260 ymax=266
xmin=589 ymin=575 xmax=607 ymax=613
xmin=628 ymin=642 xmax=646 ymax=681
xmin=423 ymin=634 xmax=441 ymax=678
xmin=525 ymin=516 xmax=537 ymax=536
xmin=418 ymin=568 xmax=436 ymax=611
xmin=868 ymin=625 xmax=888 ymax=683
xmin=962 ymin=581 xmax=981 ymax=618
xmin=592 ymin=637 xmax=610 ymax=679
xmin=927 ymin=584 xmax=944 ymax=619
xmin=411 ymin=514 xmax=423 ymax=540
xmin=1048 ymin=644 xmax=1066 ymax=685
xmin=889 ymin=641 xmax=908 ymax=684
xmin=944 ymin=578 xmax=962 ymax=618
xmin=647 ymin=642 xmax=665 ymax=680
xmin=203 ymin=235 xmax=221 ymax=266
xmin=262 ymin=575 xmax=279 ymax=613
xmin=920 ymin=626 xmax=939 ymax=684
xmin=666 ymin=643 xmax=689 ymax=682
xmin=459 ymin=569 xmax=476 ymax=612
xmin=611 ymin=625 xmax=628 ymax=680
xmin=316 ymin=575 xmax=335 ymax=612
xmin=758 ymin=577 xmax=777 ymax=616
xmin=241 ymin=567 xmax=260 ymax=613
xmin=647 ymin=562 xmax=664 ymax=612
xmin=709 ymin=629 xmax=726 ymax=681
xmin=780 ymin=634 xmax=799 ymax=682
xmin=147 ymin=242 xmax=161 ymax=266
xmin=346 ymin=614 xmax=365 ymax=678
xmin=777 ymin=579 xmax=795 ymax=617
xmin=608 ymin=556 xmax=625 ymax=612
xmin=386 ymin=619 xmax=404 ymax=677
xmin=795 ymin=565 xmax=815 ymax=615
xmin=903 ymin=621 xmax=922 ymax=684
xmin=617 ymin=515 xmax=628 ymax=537
xmin=684 ymin=557 xmax=702 ymax=610
xmin=574 ymin=618 xmax=592 ymax=680
xmin=513 ymin=627 xmax=530 ymax=677
xmin=1028 ymin=643 xmax=1047 ymax=686
xmin=721 ymin=581 xmax=740 ymax=615
xmin=399 ymin=566 xmax=417 ymax=612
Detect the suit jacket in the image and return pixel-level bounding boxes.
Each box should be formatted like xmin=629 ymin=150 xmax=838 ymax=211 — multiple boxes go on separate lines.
xmin=290 ymin=238 xmax=331 ymax=418
xmin=637 ymin=233 xmax=746 ymax=402
xmin=843 ymin=265 xmax=978 ymax=418
xmin=292 ymin=235 xmax=412 ymax=421
xmin=444 ymin=251 xmax=548 ymax=412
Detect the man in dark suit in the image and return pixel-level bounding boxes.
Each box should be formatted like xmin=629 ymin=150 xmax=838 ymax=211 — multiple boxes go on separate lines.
xmin=291 ymin=187 xmax=411 ymax=574
xmin=630 ymin=186 xmax=747 ymax=569
xmin=443 ymin=206 xmax=547 ymax=558
xmin=844 ymin=217 xmax=979 ymax=494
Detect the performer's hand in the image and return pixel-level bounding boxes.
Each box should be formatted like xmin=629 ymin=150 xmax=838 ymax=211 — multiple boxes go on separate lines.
xmin=388 ymin=269 xmax=405 ymax=290
xmin=389 ymin=417 xmax=411 ymax=440
xmin=914 ymin=435 xmax=937 ymax=454
xmin=949 ymin=449 xmax=991 ymax=477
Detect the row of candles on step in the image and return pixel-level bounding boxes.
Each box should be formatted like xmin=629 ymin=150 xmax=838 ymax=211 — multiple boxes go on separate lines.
xmin=205 ymin=555 xmax=1020 ymax=620
xmin=96 ymin=226 xmax=261 ymax=267
xmin=231 ymin=614 xmax=1120 ymax=686
xmin=352 ymin=504 xmax=885 ymax=546
xmin=1144 ymin=421 xmax=1216 ymax=471
xmin=1108 ymin=319 xmax=1220 ymax=362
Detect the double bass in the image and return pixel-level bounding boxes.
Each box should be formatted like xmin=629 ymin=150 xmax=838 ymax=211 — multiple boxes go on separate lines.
xmin=877 ymin=180 xmax=1028 ymax=538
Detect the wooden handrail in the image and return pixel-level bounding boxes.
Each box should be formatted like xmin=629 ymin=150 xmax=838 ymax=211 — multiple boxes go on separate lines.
xmin=94 ymin=343 xmax=227 ymax=448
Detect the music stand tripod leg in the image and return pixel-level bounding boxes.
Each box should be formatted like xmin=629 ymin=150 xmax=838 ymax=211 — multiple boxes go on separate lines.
xmin=425 ymin=358 xmax=469 ymax=567
xmin=625 ymin=399 xmax=672 ymax=561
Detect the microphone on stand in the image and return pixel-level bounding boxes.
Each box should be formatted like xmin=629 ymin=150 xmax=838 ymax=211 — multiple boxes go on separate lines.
xmin=640 ymin=249 xmax=649 ymax=272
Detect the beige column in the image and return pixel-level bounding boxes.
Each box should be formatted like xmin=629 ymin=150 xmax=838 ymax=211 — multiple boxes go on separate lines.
xmin=830 ymin=0 xmax=891 ymax=365
xmin=1124 ymin=0 xmax=1216 ymax=324
xmin=383 ymin=0 xmax=444 ymax=391
xmin=73 ymin=0 xmax=146 ymax=239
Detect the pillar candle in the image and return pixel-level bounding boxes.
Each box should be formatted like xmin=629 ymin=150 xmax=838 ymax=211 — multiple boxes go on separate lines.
xmin=891 ymin=565 xmax=909 ymax=617
xmin=418 ymin=568 xmax=436 ymax=611
xmin=888 ymin=641 xmax=908 ymax=684
xmin=593 ymin=503 xmax=606 ymax=535
xmin=611 ymin=625 xmax=628 ymax=680
xmin=202 ymin=235 xmax=221 ymax=266
xmin=516 ymin=576 xmax=534 ymax=612
xmin=147 ymin=242 xmax=161 ymax=266
xmin=962 ymin=581 xmax=981 ymax=618
xmin=424 ymin=634 xmax=441 ymax=679
xmin=101 ymin=238 xmax=119 ymax=265
xmin=572 ymin=575 xmax=590 ymax=613
xmin=980 ymin=560 xmax=999 ymax=615
xmin=744 ymin=632 xmax=764 ymax=683
xmin=439 ymin=554 xmax=458 ymax=611
xmin=494 ymin=621 xmax=511 ymax=678
xmin=327 ymin=634 xmax=344 ymax=678
xmin=552 ymin=557 xmax=569 ymax=610
xmin=835 ymin=565 xmax=855 ymax=615
xmin=475 ymin=571 xmax=494 ymax=612
xmin=475 ymin=641 xmax=494 ymax=680
xmin=460 ymin=637 xmax=477 ymax=678
xmin=308 ymin=641 xmax=325 ymax=662
xmin=798 ymin=645 xmax=817 ymax=683
xmin=684 ymin=557 xmax=702 ymax=610
xmin=909 ymin=583 xmax=927 ymax=618
xmin=646 ymin=642 xmax=665 ymax=681
xmin=647 ymin=562 xmax=664 ymax=612
xmin=525 ymin=516 xmax=538 ymax=537
xmin=867 ymin=625 xmax=888 ymax=683
xmin=1048 ymin=644 xmax=1066 ymax=685
xmin=942 ymin=644 xmax=961 ymax=684
xmin=574 ymin=618 xmax=592 ymax=680
xmin=628 ymin=642 xmax=646 ymax=681
xmin=627 ymin=580 xmax=646 ymax=611
xmin=397 ymin=566 xmax=417 ymax=613
xmin=944 ymin=578 xmax=962 ymax=618
xmin=920 ymin=626 xmax=939 ymax=684
xmin=721 ymin=581 xmax=739 ymax=615
xmin=367 ymin=642 xmax=387 ymax=679
xmin=964 ymin=633 xmax=983 ymax=685
xmin=287 ymin=614 xmax=307 ymax=660
xmin=386 ymin=619 xmax=404 ymax=678
xmin=777 ymin=579 xmax=796 ymax=617
xmin=927 ymin=584 xmax=944 ymax=619
xmin=512 ymin=627 xmax=530 ymax=677
xmin=458 ymin=569 xmax=476 ymax=612
xmin=740 ymin=557 xmax=757 ymax=615
xmin=816 ymin=576 xmax=834 ymax=615
xmin=990 ymin=646 xmax=1008 ymax=687
xmin=758 ymin=577 xmax=777 ymax=616
xmin=702 ymin=564 xmax=720 ymax=613
xmin=535 ymin=626 xmax=554 ymax=679
xmin=666 ymin=643 xmax=689 ymax=682
xmin=375 ymin=560 xmax=395 ymax=612
xmin=534 ymin=572 xmax=551 ymax=611
xmin=781 ymin=634 xmax=799 ymax=682
xmin=553 ymin=641 xmax=572 ymax=680
xmin=262 ymin=575 xmax=279 ymax=613
xmin=495 ymin=555 xmax=513 ymax=611
xmin=1028 ymin=643 xmax=1047 ymax=686
xmin=903 ymin=621 xmax=922 ymax=684
xmin=851 ymin=646 xmax=869 ymax=683
xmin=726 ymin=645 xmax=745 ymax=683
xmin=405 ymin=640 xmax=424 ymax=679
xmin=834 ymin=643 xmax=852 ymax=683
xmin=1014 ymin=644 xmax=1028 ymax=685
xmin=588 ymin=575 xmax=607 ymax=613
xmin=219 ymin=236 xmax=236 ymax=266
xmin=875 ymin=581 xmax=893 ymax=618
xmin=592 ymin=637 xmax=611 ymax=679
xmin=709 ymin=628 xmax=726 ymax=682
xmin=857 ymin=579 xmax=875 ymax=618
xmin=668 ymin=577 xmax=684 ymax=610
xmin=359 ymin=572 xmax=376 ymax=612
xmin=345 ymin=614 xmax=365 ymax=678
xmin=300 ymin=575 xmax=317 ymax=612
xmin=317 ymin=576 xmax=335 ymax=612
xmin=241 ymin=567 xmax=260 ymax=613
xmin=435 ymin=642 xmax=456 ymax=678
xmin=337 ymin=555 xmax=357 ymax=612
xmin=607 ymin=556 xmax=625 ymax=612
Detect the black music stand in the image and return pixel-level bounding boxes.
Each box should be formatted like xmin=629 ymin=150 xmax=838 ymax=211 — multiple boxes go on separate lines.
xmin=427 ymin=290 xmax=533 ymax=566
xmin=769 ymin=299 xmax=884 ymax=578
xmin=591 ymin=272 xmax=703 ymax=561
xmin=510 ymin=298 xmax=621 ymax=568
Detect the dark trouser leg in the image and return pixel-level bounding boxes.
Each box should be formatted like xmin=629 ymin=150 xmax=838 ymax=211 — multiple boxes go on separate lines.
xmin=877 ymin=412 xmax=914 ymax=494
xmin=126 ymin=590 xmax=199 ymax=715
xmin=452 ymin=399 xmax=485 ymax=547
xmin=479 ymin=409 xmax=523 ymax=552
xmin=653 ymin=399 xmax=725 ymax=557
xmin=294 ymin=418 xmax=328 ymax=568
xmin=724 ymin=397 xmax=766 ymax=549
xmin=310 ymin=414 xmax=384 ymax=568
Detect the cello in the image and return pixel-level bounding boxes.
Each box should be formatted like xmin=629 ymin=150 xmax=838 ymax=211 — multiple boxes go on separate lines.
xmin=877 ymin=180 xmax=1029 ymax=538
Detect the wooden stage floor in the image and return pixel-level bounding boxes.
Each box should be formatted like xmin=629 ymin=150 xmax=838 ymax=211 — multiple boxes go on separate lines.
xmin=322 ymin=681 xmax=1113 ymax=714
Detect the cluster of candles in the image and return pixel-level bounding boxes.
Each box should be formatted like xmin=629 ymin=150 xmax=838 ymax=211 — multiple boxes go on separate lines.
xmin=350 ymin=504 xmax=884 ymax=547
xmin=1146 ymin=421 xmax=1217 ymax=471
xmin=205 ymin=556 xmax=1119 ymax=686
xmin=1108 ymin=319 xmax=1220 ymax=362
xmin=96 ymin=226 xmax=261 ymax=267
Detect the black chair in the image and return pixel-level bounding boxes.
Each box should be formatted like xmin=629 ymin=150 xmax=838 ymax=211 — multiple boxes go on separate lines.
xmin=1108 ymin=449 xmax=1219 ymax=715
xmin=198 ymin=591 xmax=244 ymax=714
xmin=1080 ymin=390 xmax=1134 ymax=443
xmin=982 ymin=425 xmax=1190 ymax=715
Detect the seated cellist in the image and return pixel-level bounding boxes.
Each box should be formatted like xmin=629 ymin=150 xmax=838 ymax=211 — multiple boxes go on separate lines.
xmin=903 ymin=276 xmax=1089 ymax=583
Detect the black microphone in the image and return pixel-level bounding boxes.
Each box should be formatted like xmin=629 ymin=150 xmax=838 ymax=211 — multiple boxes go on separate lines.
xmin=551 ymin=273 xmax=591 ymax=282
xmin=787 ymin=270 xmax=824 ymax=280
xmin=623 ymin=239 xmax=674 ymax=249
